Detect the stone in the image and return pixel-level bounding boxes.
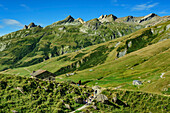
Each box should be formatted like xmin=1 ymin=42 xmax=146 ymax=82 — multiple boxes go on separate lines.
xmin=89 ymin=69 xmax=93 ymax=71
xmin=114 ymin=42 xmax=121 ymax=47
xmin=58 ymin=27 xmax=65 ymax=31
xmin=65 ymin=104 xmax=71 ymax=109
xmin=160 ymin=73 xmax=165 ymax=78
xmin=166 ymin=24 xmax=170 ymax=30
xmin=133 ymin=80 xmax=142 ymax=85
xmin=12 ymin=110 xmax=18 ymax=113
xmin=117 ymin=48 xmax=127 ymax=58
xmin=128 ymin=41 xmax=132 ymax=48
xmin=147 ymin=80 xmax=151 ymax=83
xmin=95 ymin=94 xmax=108 ymax=103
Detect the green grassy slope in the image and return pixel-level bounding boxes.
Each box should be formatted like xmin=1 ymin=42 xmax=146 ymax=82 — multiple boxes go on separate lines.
xmin=0 ymin=19 xmax=141 ymax=71
xmin=0 ymin=74 xmax=93 ymax=113
xmin=2 ymin=21 xmax=170 ymax=95
xmin=85 ymin=89 xmax=170 ymax=113
xmin=59 ymin=39 xmax=170 ymax=94
xmin=0 ymin=74 xmax=169 ymax=113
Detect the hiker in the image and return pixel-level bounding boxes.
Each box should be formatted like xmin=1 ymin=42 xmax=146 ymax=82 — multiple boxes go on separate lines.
xmin=92 ymin=94 xmax=94 ymax=98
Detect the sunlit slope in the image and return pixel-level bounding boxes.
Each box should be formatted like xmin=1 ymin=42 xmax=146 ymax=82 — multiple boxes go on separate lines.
xmin=60 ymin=39 xmax=170 ymax=95
xmin=1 ymin=21 xmax=170 ymax=95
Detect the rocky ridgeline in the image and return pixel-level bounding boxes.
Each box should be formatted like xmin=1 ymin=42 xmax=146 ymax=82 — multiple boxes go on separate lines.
xmin=23 ymin=22 xmax=42 ymax=29
xmin=98 ymin=14 xmax=117 ymax=23
xmin=52 ymin=15 xmax=85 ymax=26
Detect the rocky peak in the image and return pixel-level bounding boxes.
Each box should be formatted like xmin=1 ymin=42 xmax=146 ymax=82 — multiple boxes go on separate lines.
xmin=139 ymin=13 xmax=158 ymax=23
xmin=23 ymin=22 xmax=42 ymax=29
xmin=125 ymin=16 xmax=134 ymax=22
xmin=98 ymin=14 xmax=117 ymax=23
xmin=98 ymin=15 xmax=104 ymax=20
xmin=23 ymin=25 xmax=28 ymax=29
xmin=64 ymin=15 xmax=75 ymax=23
xmin=77 ymin=18 xmax=85 ymax=24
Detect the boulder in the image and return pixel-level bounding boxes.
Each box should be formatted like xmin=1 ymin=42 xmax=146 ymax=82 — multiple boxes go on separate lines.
xmin=58 ymin=27 xmax=65 ymax=31
xmin=133 ymin=80 xmax=142 ymax=85
xmin=65 ymin=104 xmax=71 ymax=109
xmin=95 ymin=94 xmax=108 ymax=103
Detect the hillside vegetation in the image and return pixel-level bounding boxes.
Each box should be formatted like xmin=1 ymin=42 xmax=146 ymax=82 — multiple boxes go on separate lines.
xmin=0 ymin=74 xmax=169 ymax=113
xmin=0 ymin=17 xmax=141 ymax=71
xmin=2 ymin=21 xmax=170 ymax=95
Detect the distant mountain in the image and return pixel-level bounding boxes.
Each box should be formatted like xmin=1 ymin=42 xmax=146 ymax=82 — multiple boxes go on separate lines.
xmin=116 ymin=13 xmax=170 ymax=27
xmin=51 ymin=15 xmax=85 ymax=26
xmin=0 ymin=13 xmax=169 ymax=71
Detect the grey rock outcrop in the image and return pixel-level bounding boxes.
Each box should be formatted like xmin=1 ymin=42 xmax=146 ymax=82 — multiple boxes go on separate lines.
xmin=133 ymin=80 xmax=142 ymax=85
xmin=95 ymin=94 xmax=108 ymax=103
xmin=117 ymin=48 xmax=127 ymax=58
xmin=23 ymin=22 xmax=42 ymax=29
xmin=138 ymin=13 xmax=158 ymax=23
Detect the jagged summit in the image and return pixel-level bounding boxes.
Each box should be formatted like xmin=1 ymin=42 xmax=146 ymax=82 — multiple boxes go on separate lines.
xmin=23 ymin=22 xmax=42 ymax=29
xmin=52 ymin=15 xmax=85 ymax=25
xmin=138 ymin=13 xmax=158 ymax=23
xmin=76 ymin=18 xmax=85 ymax=24
xmin=98 ymin=14 xmax=117 ymax=23
xmin=63 ymin=15 xmax=75 ymax=23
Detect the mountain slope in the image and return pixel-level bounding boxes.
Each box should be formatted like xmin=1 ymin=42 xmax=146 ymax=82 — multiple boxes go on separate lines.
xmin=2 ymin=21 xmax=170 ymax=95
xmin=1 ymin=13 xmax=169 ymax=71
xmin=0 ymin=17 xmax=142 ymax=71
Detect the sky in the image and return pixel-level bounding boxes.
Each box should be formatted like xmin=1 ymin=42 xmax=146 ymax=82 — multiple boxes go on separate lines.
xmin=0 ymin=0 xmax=169 ymax=36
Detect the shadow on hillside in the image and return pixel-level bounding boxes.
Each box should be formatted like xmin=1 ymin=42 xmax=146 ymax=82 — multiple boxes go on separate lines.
xmin=116 ymin=99 xmax=129 ymax=107
xmin=81 ymin=80 xmax=93 ymax=85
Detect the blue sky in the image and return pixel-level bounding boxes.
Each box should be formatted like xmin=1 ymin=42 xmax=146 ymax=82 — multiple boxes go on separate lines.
xmin=0 ymin=0 xmax=169 ymax=36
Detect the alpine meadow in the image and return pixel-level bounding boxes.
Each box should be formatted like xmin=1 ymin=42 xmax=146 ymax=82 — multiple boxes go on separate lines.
xmin=0 ymin=1 xmax=170 ymax=112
